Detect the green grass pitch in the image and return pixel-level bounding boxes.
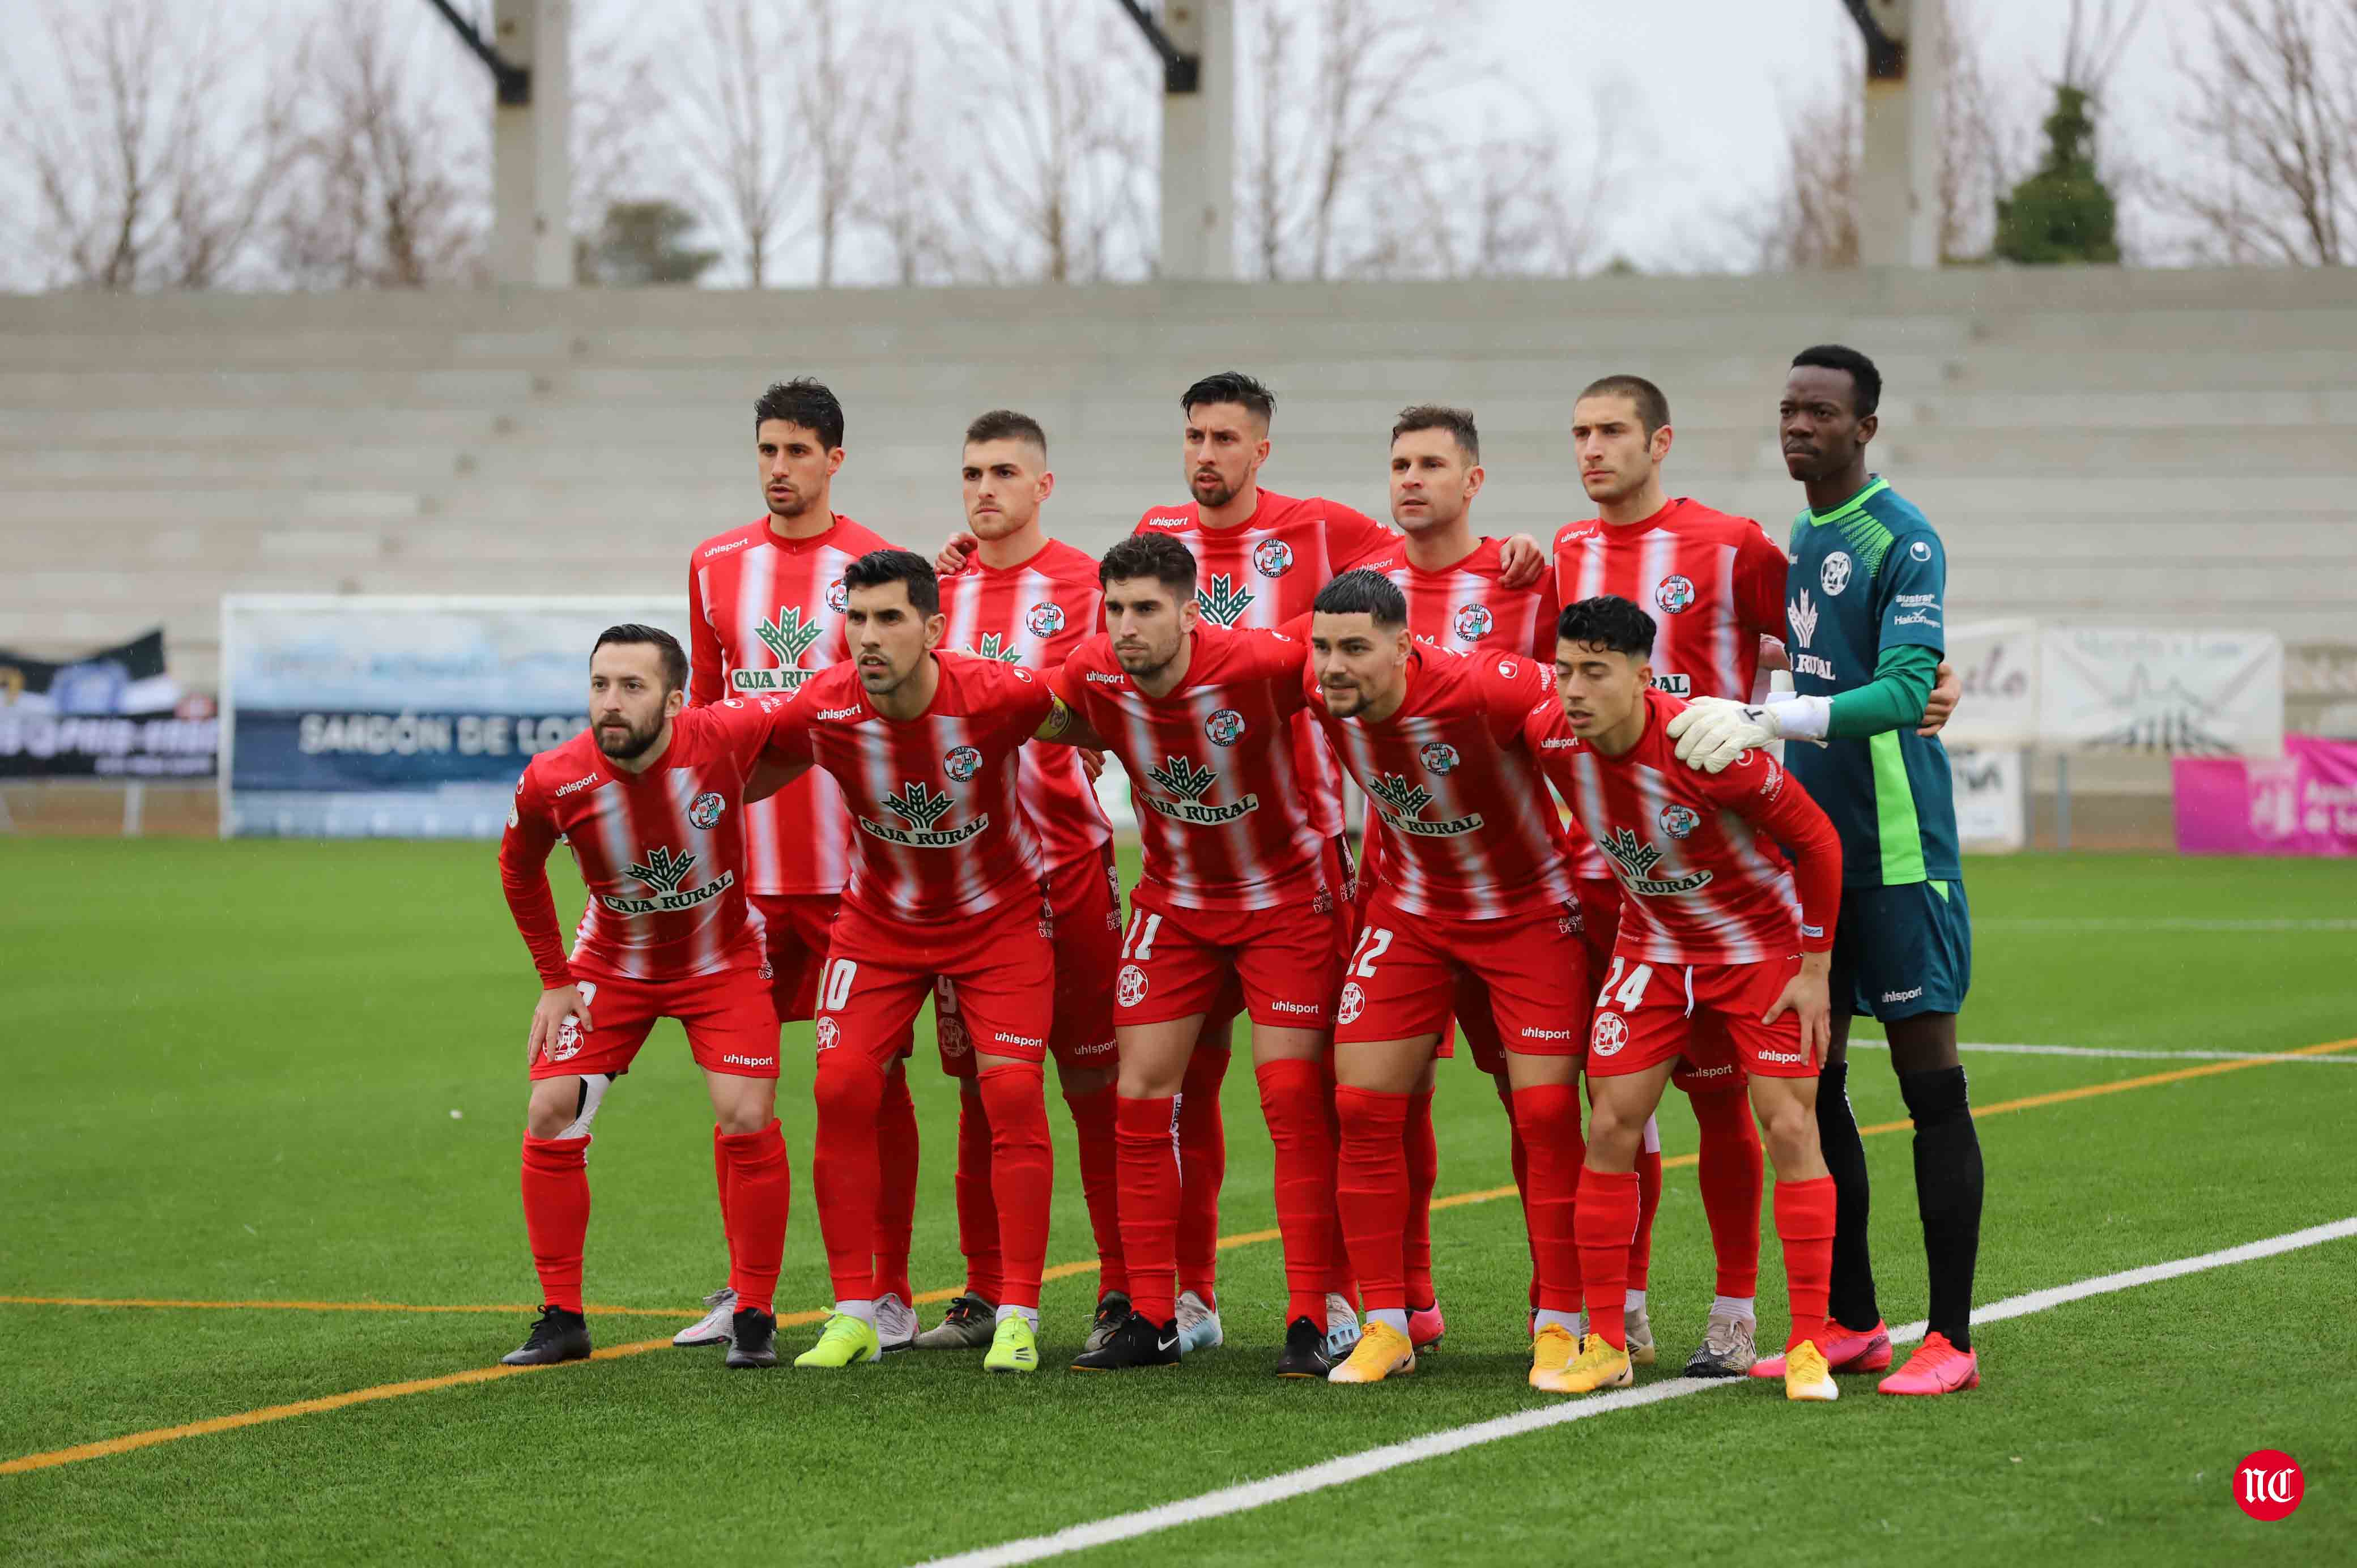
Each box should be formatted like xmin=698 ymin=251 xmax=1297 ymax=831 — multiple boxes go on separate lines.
xmin=2 ymin=842 xmax=2351 ymax=1565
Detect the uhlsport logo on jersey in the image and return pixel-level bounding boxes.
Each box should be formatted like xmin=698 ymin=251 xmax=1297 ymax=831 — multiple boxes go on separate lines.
xmin=1909 ymin=539 xmax=1933 ymax=563
xmin=1658 ymin=804 xmax=1700 ymax=840
xmin=739 ymin=605 xmax=824 ymax=691
xmin=1452 ymin=603 xmax=1494 ymax=641
xmin=859 ymin=780 xmax=988 ymax=848
xmin=1142 ymin=753 xmax=1258 ymax=825
xmin=1336 ymin=982 xmax=1366 ymax=1025
xmin=1366 ymin=772 xmax=1484 ymax=837
xmin=1252 ymin=538 xmax=1294 ymax=577
xmin=943 ymin=745 xmax=982 ymax=782
xmin=1655 ymin=574 xmax=1696 ymax=614
xmin=1205 ymin=708 xmax=1247 ymax=745
xmin=1025 ymin=602 xmax=1064 ymax=636
xmin=975 ymin=633 xmax=1022 ymax=663
xmin=1599 ymin=826 xmax=1714 ymax=895
xmin=1590 ymin=1011 xmax=1628 ymax=1056
xmin=603 ymin=844 xmax=736 ymax=914
xmin=1420 ymin=741 xmax=1460 ymax=774
xmin=1788 ymin=589 xmax=1836 ymax=680
xmin=1197 ymin=573 xmax=1256 ymax=625
xmin=688 ymin=791 xmax=725 ymax=829
xmin=1117 ymin=964 xmax=1148 ymax=1007
xmin=1820 ymin=551 xmax=1853 ymax=596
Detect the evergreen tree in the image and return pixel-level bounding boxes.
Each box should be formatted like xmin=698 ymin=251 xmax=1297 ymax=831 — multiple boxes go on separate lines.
xmin=1994 ymin=84 xmax=2120 ymax=264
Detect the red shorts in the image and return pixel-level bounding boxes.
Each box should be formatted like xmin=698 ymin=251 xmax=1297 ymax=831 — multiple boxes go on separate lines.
xmin=751 ymin=892 xmax=840 ymax=1022
xmin=818 ymin=896 xmax=1055 ymax=1071
xmin=1573 ymin=880 xmax=1742 ymax=1093
xmin=938 ymin=846 xmax=1122 ymax=1077
xmin=1584 ymin=949 xmax=1815 ymax=1081
xmin=1335 ymin=897 xmax=1592 ymax=1060
xmin=1122 ymin=881 xmax=1343 ymax=1030
xmin=529 ymin=964 xmax=780 ymax=1080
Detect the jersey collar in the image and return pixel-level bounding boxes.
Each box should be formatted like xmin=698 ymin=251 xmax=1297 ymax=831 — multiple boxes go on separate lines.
xmin=1805 ymin=476 xmax=1888 ymax=527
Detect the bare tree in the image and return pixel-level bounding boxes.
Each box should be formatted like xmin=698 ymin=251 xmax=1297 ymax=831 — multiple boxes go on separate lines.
xmin=1755 ymin=92 xmax=1862 ymax=270
xmin=1941 ymin=29 xmax=2027 ymax=259
xmin=2167 ymin=0 xmax=2357 ymax=264
xmin=571 ymin=0 xmax=670 ymax=263
xmin=0 ymin=0 xmax=300 ymax=290
xmin=671 ymin=0 xmax=797 ymax=286
xmin=853 ymin=36 xmax=968 ymax=287
xmin=792 ymin=0 xmax=876 ymax=287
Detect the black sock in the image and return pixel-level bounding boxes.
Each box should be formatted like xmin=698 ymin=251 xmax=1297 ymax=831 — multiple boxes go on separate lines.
xmin=1899 ymin=1066 xmax=1984 ymax=1352
xmin=1816 ymin=1061 xmax=1879 ymax=1331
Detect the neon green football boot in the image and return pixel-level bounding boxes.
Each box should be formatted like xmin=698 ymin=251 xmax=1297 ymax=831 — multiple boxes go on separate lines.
xmin=982 ymin=1313 xmax=1038 ymax=1374
xmin=793 ymin=1313 xmax=881 ymax=1369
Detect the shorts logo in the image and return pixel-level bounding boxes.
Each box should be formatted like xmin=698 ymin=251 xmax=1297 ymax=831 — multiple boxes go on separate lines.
xmin=1452 ymin=603 xmax=1493 ymax=641
xmin=938 ymin=1015 xmax=968 ymax=1058
xmin=1757 ymin=1048 xmax=1805 ymax=1065
xmin=1820 ymin=551 xmax=1853 ymax=596
xmin=825 ymin=580 xmax=848 ymax=613
xmin=688 ymin=791 xmax=725 ymax=829
xmin=1072 ymin=1039 xmax=1116 ymax=1057
xmin=815 ymin=1016 xmax=840 ymax=1051
xmin=1335 ymin=982 xmax=1366 ymax=1026
xmin=1654 ymin=574 xmax=1696 ymax=615
xmin=1590 ymin=1011 xmax=1628 ymax=1056
xmin=1658 ymin=804 xmax=1699 ymax=840
xmin=1026 ymin=602 xmax=1065 ymax=636
xmin=1909 ymin=539 xmax=1933 ymax=563
xmin=546 ymin=1015 xmax=584 ymax=1063
xmin=1117 ymin=964 xmax=1148 ymax=1007
xmin=1270 ymin=999 xmax=1321 ymax=1016
xmin=1252 ymin=538 xmax=1294 ymax=577
xmin=943 ymin=745 xmax=982 ymax=782
xmin=1205 ymin=709 xmax=1246 ymax=746
xmin=1881 ymin=986 xmax=1924 ymax=1004
xmin=720 ymin=1053 xmax=775 ymax=1069
xmin=1420 ymin=742 xmax=1460 ymax=774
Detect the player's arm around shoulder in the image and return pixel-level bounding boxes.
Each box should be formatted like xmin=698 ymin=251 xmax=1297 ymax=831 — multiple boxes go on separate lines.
xmin=1031 ymin=646 xmax=1108 ymax=750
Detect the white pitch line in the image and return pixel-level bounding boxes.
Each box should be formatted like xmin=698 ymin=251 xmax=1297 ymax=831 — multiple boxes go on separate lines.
xmin=1979 ymin=917 xmax=2357 ymax=933
xmin=916 ymin=1218 xmax=2357 ymax=1568
xmin=1847 ymin=1040 xmax=2357 ymax=1066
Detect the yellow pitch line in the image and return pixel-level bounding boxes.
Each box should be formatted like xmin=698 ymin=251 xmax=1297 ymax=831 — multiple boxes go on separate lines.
xmin=8 ymin=1034 xmax=2353 ymax=1479
xmin=0 ymin=1296 xmax=703 ymax=1318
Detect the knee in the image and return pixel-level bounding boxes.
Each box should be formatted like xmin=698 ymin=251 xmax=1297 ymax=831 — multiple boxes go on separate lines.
xmin=525 ymin=1075 xmax=605 ymax=1140
xmin=713 ymin=1094 xmax=775 ymax=1137
xmin=1585 ymin=1102 xmax=1643 ymax=1164
xmin=1060 ymin=1063 xmax=1117 ymax=1100
xmin=1756 ymin=1102 xmax=1816 ymax=1165
xmin=811 ymin=1059 xmax=882 ymax=1122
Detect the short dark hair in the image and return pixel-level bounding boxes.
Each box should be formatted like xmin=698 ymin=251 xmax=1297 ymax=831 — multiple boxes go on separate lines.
xmin=1390 ymin=404 xmax=1479 ymax=463
xmin=1556 ymin=595 xmax=1656 ymax=658
xmin=1790 ymin=344 xmax=1881 ymax=418
xmin=842 ymin=548 xmax=939 ymax=615
xmin=1577 ymin=374 xmax=1671 ymax=437
xmin=1312 ymin=569 xmax=1407 ymax=630
xmin=754 ymin=377 xmax=846 ymax=449
xmin=1181 ymin=370 xmax=1275 ymax=427
xmin=592 ymin=623 xmax=689 ymax=693
xmin=1098 ymin=532 xmax=1198 ymax=598
xmin=964 ymin=408 xmax=1047 ymax=455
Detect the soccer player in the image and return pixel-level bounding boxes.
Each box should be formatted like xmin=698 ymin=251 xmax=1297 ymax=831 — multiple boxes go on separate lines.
xmin=1301 ymin=570 xmax=1592 ymax=1388
xmin=1669 ymin=344 xmax=1983 ymax=1397
xmin=1532 ymin=596 xmax=1846 ymax=1403
xmin=914 ymin=410 xmax=1129 ymax=1356
xmin=496 ymin=625 xmax=795 ymax=1370
xmin=760 ymin=550 xmax=1062 ymax=1375
xmin=677 ymin=378 xmax=922 ymax=1353
xmin=1040 ymin=533 xmax=1352 ymax=1377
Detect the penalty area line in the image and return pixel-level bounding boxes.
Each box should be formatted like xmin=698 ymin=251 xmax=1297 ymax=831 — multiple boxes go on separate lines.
xmin=1849 ymin=1039 xmax=2357 ymax=1067
xmin=914 ymin=1217 xmax=2357 ymax=1568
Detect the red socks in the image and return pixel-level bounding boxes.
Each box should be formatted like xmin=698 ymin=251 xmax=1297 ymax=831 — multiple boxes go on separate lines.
xmin=1334 ymin=1086 xmax=1411 ymax=1313
xmin=520 ymin=1134 xmax=591 ymax=1313
xmin=811 ymin=1056 xmax=886 ymax=1303
xmin=1511 ymin=1084 xmax=1585 ymax=1314
xmin=1692 ymin=1084 xmax=1765 ymax=1298
xmin=1498 ymin=1086 xmax=1540 ymax=1309
xmin=717 ymin=1120 xmax=791 ymax=1316
xmin=953 ymin=1087 xmax=1004 ymax=1304
xmin=711 ymin=1124 xmax=731 ymax=1239
xmin=1176 ymin=1043 xmax=1229 ymax=1304
xmin=1115 ymin=1093 xmax=1182 ymax=1325
xmin=1066 ymin=1083 xmax=1126 ymax=1301
xmin=1631 ymin=1143 xmax=1662 ymax=1293
xmin=872 ymin=1067 xmax=918 ymax=1306
xmin=976 ymin=1063 xmax=1052 ymax=1310
xmin=1403 ymin=1088 xmax=1438 ymax=1307
xmin=1256 ymin=1057 xmax=1345 ymax=1325
xmin=1574 ymin=1165 xmax=1640 ymax=1349
xmin=1775 ymin=1174 xmax=1837 ymax=1351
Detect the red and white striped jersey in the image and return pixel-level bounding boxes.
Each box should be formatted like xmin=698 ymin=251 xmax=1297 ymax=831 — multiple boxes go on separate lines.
xmin=937 ymin=538 xmax=1112 ymax=872
xmin=500 ymin=701 xmax=783 ymax=986
xmin=1308 ymin=645 xmax=1575 ymax=921
xmin=1537 ymin=689 xmax=1842 ymax=966
xmin=1050 ymin=624 xmax=1326 ymax=914
xmin=686 ymin=513 xmax=899 ymax=898
xmin=1552 ymin=500 xmax=1786 ymax=703
xmin=763 ymin=655 xmax=1053 ymax=926
xmin=1134 ymin=489 xmax=1395 ymax=839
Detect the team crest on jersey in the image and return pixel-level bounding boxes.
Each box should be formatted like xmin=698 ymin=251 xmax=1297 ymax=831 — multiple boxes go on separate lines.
xmin=1590 ymin=1012 xmax=1628 ymax=1057
xmin=1142 ymin=754 xmax=1258 ymax=825
xmin=1252 ymin=539 xmax=1294 ymax=577
xmin=1198 ymin=574 xmax=1256 ymax=626
xmin=826 ymin=579 xmax=849 ymax=612
xmin=1336 ymin=982 xmax=1366 ymax=1026
xmin=1658 ymin=804 xmax=1700 ymax=840
xmin=1117 ymin=964 xmax=1149 ymax=1007
xmin=1599 ymin=826 xmax=1714 ymax=896
xmin=1420 ymin=742 xmax=1461 ymax=774
xmin=975 ymin=633 xmax=1021 ymax=663
xmin=1366 ymin=771 xmax=1484 ymax=836
xmin=943 ymin=745 xmax=982 ymax=782
xmin=1452 ymin=603 xmax=1494 ymax=642
xmin=1025 ymin=602 xmax=1064 ymax=636
xmin=1655 ymin=574 xmax=1696 ymax=615
xmin=1820 ymin=552 xmax=1853 ymax=596
xmin=860 ymin=780 xmax=988 ymax=848
xmin=1205 ymin=709 xmax=1247 ymax=746
xmin=604 ymin=844 xmax=735 ymax=914
xmin=688 ymin=791 xmax=725 ymax=829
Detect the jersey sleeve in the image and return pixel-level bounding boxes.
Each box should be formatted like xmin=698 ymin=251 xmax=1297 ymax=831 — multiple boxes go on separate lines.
xmin=1698 ymin=751 xmax=1842 ymax=951
xmin=496 ymin=769 xmax=575 ymax=987
xmin=1321 ymin=500 xmax=1398 ymax=572
xmin=993 ymin=662 xmax=1056 ymax=738
xmin=1249 ymin=628 xmax=1312 ymax=714
xmin=1734 ymin=522 xmax=1790 ymax=639
xmin=688 ymin=561 xmax=722 ymax=709
xmin=1528 ymin=577 xmax=1562 ymax=662
xmin=1877 ymin=530 xmax=1947 ymax=655
xmin=755 ymin=691 xmax=817 ymax=770
xmin=1483 ymin=655 xmax=1558 ymax=744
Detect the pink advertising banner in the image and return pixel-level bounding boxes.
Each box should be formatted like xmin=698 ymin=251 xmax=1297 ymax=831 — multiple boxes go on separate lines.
xmin=2173 ymin=735 xmax=2357 ymax=857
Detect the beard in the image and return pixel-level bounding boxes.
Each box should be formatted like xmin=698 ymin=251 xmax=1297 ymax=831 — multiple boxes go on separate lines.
xmin=1189 ymin=472 xmax=1235 ymax=509
xmin=595 ymin=713 xmax=665 ymax=761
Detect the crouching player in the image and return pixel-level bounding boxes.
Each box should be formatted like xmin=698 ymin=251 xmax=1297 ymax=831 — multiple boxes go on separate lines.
xmin=1534 ymin=596 xmax=1848 ymax=1401
xmin=1304 ymin=570 xmax=1593 ymax=1388
xmin=496 ymin=624 xmax=796 ymax=1370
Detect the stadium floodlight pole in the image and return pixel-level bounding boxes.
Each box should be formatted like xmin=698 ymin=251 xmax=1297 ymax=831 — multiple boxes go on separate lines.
xmin=1113 ymin=0 xmax=1235 ymax=280
xmin=1844 ymin=0 xmax=1944 ymax=267
xmin=422 ymin=0 xmax=572 ymax=287
xmin=422 ymin=0 xmax=532 ymax=104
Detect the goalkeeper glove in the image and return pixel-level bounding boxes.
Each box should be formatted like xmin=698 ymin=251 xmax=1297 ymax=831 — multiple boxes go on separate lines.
xmin=1664 ymin=693 xmax=1831 ymax=773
